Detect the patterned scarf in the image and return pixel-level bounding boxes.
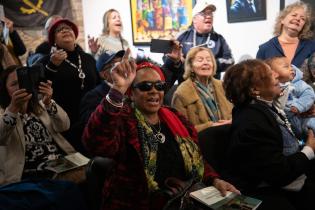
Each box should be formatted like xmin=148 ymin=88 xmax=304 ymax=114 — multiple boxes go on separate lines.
xmin=195 ymin=80 xmax=219 ymax=122
xmin=135 ymin=107 xmax=204 ymax=192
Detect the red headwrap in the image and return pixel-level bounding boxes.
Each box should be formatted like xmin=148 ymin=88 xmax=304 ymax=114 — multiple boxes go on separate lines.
xmin=126 ymin=61 xmax=166 ymax=96
xmin=136 ymin=61 xmax=165 ymax=81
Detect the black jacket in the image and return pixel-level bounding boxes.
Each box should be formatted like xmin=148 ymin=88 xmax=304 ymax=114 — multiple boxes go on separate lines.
xmin=79 ymin=81 xmax=110 ymax=125
xmin=225 ymin=101 xmax=310 ymax=192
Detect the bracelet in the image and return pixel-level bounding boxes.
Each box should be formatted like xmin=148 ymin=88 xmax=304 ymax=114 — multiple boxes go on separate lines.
xmin=106 ymin=94 xmax=123 ymax=108
xmin=45 ymin=64 xmax=58 ymax=72
xmin=46 ymin=100 xmax=57 ymax=115
xmin=2 ymin=113 xmax=17 ymax=126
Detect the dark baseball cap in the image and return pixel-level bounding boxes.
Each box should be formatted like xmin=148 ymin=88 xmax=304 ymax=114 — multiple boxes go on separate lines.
xmin=96 ymin=50 xmax=125 ymax=72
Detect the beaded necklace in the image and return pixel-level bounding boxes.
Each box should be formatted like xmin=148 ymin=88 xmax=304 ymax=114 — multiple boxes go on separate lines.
xmin=64 ymin=54 xmax=85 ymax=89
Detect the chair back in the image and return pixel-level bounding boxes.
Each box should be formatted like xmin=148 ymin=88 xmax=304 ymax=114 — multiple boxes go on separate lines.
xmin=85 ymin=156 xmax=115 ymax=210
xmin=197 ymin=124 xmax=231 ymax=174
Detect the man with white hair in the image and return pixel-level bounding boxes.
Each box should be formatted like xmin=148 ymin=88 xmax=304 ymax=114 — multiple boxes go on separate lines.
xmin=164 ymin=0 xmax=234 ymax=80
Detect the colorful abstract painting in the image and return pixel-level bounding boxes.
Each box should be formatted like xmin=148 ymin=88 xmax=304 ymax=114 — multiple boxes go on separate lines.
xmin=130 ymin=0 xmax=195 ymax=45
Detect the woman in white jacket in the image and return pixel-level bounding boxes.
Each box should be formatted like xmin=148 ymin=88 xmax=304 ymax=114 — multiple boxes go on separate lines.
xmin=0 ymin=65 xmax=76 ymax=185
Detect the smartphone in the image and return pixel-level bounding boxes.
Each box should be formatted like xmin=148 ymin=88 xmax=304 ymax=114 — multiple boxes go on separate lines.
xmin=16 ymin=67 xmax=33 ymax=93
xmin=16 ymin=64 xmax=46 ymax=95
xmin=150 ymin=39 xmax=173 ymax=54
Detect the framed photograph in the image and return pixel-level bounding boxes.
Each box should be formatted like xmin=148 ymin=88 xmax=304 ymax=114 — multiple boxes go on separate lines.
xmin=280 ymin=0 xmax=285 ymax=10
xmin=130 ymin=0 xmax=195 ymax=45
xmin=226 ymin=0 xmax=267 ymax=23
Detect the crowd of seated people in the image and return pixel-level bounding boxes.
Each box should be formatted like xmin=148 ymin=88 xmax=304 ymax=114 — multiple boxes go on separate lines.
xmin=1 ymin=1 xmax=315 ymax=210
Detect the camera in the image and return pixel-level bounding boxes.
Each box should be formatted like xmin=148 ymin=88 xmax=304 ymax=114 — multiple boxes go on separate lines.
xmin=16 ymin=64 xmax=46 ymax=98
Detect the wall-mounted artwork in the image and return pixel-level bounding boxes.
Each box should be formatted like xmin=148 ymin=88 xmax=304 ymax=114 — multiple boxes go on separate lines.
xmin=226 ymin=0 xmax=267 ymax=23
xmin=130 ymin=0 xmax=195 ymax=45
xmin=280 ymin=0 xmax=285 ymax=10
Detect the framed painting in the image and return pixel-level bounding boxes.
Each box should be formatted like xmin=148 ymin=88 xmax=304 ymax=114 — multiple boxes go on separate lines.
xmin=130 ymin=0 xmax=195 ymax=45
xmin=226 ymin=0 xmax=267 ymax=23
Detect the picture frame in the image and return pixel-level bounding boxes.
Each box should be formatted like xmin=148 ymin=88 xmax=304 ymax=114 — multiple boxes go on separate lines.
xmin=280 ymin=0 xmax=285 ymax=10
xmin=226 ymin=0 xmax=267 ymax=23
xmin=130 ymin=0 xmax=195 ymax=46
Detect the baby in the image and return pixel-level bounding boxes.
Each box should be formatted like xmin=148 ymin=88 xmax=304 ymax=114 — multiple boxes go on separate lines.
xmin=266 ymin=56 xmax=315 ymax=140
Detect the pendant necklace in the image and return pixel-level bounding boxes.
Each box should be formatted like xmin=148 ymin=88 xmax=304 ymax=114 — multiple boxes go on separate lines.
xmin=193 ymin=29 xmax=215 ymax=48
xmin=150 ymin=120 xmax=166 ymax=144
xmin=270 ymin=105 xmax=296 ymax=137
xmin=65 ymin=54 xmax=86 ymax=89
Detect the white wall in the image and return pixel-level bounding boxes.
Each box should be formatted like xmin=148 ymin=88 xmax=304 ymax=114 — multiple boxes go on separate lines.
xmin=82 ymin=0 xmax=299 ymax=64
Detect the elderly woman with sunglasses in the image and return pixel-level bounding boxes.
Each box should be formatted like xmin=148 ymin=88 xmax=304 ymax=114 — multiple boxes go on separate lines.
xmin=172 ymin=47 xmax=232 ymax=132
xmin=82 ymin=50 xmax=239 ymax=210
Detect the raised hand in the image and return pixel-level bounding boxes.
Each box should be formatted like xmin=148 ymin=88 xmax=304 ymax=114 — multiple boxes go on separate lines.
xmin=39 ymin=80 xmax=53 ymax=106
xmin=7 ymin=89 xmax=32 ymax=114
xmin=50 ymin=49 xmax=67 ymax=66
xmin=166 ymin=40 xmax=183 ymax=63
xmin=88 ymin=35 xmax=100 ymax=54
xmin=111 ymin=48 xmax=137 ymax=94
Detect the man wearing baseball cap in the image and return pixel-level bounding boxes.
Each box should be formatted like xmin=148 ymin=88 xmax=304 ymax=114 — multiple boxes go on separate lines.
xmin=79 ymin=49 xmax=125 ymax=125
xmin=164 ymin=0 xmax=234 ymax=80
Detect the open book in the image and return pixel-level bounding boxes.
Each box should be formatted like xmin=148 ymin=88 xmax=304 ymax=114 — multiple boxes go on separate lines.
xmin=45 ymin=152 xmax=90 ymax=174
xmin=190 ymin=186 xmax=262 ymax=210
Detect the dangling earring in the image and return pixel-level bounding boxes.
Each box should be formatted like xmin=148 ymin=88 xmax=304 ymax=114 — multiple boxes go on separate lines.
xmin=256 ymin=95 xmax=261 ymax=99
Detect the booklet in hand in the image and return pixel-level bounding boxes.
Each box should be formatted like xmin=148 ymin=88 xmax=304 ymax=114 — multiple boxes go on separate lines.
xmin=190 ymin=186 xmax=262 ymax=210
xmin=45 ymin=152 xmax=90 ymax=174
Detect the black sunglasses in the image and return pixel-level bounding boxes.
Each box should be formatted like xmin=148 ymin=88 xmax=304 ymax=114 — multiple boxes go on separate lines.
xmin=133 ymin=81 xmax=167 ymax=92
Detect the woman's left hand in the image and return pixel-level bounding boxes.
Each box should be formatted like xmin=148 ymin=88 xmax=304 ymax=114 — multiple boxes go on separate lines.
xmin=39 ymin=80 xmax=53 ymax=106
xmin=166 ymin=40 xmax=183 ymax=63
xmin=213 ymin=178 xmax=241 ymax=196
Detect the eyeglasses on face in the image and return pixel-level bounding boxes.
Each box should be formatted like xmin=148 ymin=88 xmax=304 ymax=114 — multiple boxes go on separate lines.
xmin=198 ymin=11 xmax=213 ymax=17
xmin=132 ymin=81 xmax=167 ymax=92
xmin=55 ymin=25 xmax=73 ymax=33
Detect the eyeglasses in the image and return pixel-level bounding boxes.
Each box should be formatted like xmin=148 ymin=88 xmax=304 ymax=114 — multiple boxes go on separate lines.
xmin=198 ymin=11 xmax=213 ymax=18
xmin=55 ymin=25 xmax=73 ymax=33
xmin=133 ymin=81 xmax=167 ymax=92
